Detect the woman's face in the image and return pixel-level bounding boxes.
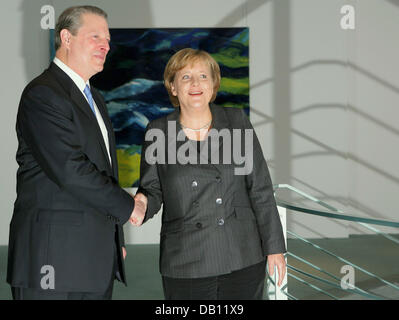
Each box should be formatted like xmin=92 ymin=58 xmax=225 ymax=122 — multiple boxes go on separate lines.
xmin=171 ymin=60 xmax=214 ymax=111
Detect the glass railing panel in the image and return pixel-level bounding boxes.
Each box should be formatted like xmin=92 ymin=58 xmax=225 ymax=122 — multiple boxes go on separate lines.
xmin=286 ymin=212 xmax=398 ymax=299
xmin=270 ymin=184 xmax=399 ymax=300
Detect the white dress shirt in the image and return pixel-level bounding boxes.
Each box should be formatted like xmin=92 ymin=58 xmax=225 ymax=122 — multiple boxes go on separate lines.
xmin=53 ymin=57 xmax=112 ymax=166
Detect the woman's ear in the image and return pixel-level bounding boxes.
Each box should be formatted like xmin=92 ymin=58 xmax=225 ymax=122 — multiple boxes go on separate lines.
xmin=170 ymin=83 xmax=177 ymax=97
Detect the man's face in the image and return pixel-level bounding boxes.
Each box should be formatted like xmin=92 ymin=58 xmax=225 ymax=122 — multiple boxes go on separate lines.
xmin=67 ymin=13 xmax=110 ymax=81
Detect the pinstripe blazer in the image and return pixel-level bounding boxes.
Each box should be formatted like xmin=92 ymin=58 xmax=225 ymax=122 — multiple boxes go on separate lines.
xmin=138 ymin=103 xmax=286 ymax=278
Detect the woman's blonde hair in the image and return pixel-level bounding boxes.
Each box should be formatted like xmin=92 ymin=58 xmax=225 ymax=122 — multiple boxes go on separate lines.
xmin=163 ymin=48 xmax=221 ymax=107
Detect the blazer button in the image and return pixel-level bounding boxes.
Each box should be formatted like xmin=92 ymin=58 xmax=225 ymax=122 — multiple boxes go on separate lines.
xmin=215 ymin=176 xmax=221 ymax=183
xmin=193 ymin=201 xmax=199 ymax=207
xmin=192 ymin=180 xmax=198 ymax=188
xmin=217 ymin=218 xmax=225 ymax=226
xmin=196 ymin=222 xmax=202 ymax=229
xmin=216 ymin=198 xmax=222 ymax=205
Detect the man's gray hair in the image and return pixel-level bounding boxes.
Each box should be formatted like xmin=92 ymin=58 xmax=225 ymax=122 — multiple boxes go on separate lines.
xmin=54 ymin=6 xmax=108 ymax=51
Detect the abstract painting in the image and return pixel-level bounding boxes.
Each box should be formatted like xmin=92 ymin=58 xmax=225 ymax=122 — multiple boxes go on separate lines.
xmin=89 ymin=27 xmax=249 ymax=187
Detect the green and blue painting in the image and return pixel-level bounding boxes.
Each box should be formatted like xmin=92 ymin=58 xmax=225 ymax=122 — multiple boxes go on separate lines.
xmin=90 ymin=28 xmax=249 ymax=187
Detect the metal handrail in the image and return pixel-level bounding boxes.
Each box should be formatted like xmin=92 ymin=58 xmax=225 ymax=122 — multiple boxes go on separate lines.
xmin=276 ymin=198 xmax=399 ymax=229
xmin=274 ymin=184 xmax=399 ymax=228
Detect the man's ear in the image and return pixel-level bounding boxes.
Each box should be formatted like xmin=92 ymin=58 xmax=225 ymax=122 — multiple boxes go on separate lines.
xmin=60 ymin=29 xmax=72 ymax=48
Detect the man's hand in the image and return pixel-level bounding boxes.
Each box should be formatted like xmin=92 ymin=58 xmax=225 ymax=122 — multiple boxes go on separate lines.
xmin=267 ymin=253 xmax=286 ymax=287
xmin=134 ymin=192 xmax=148 ymax=208
xmin=129 ymin=193 xmax=147 ymax=227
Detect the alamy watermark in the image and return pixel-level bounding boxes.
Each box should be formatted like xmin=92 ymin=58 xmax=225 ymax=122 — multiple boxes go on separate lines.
xmin=144 ymin=121 xmax=254 ymax=175
xmin=40 ymin=5 xmax=55 ymax=30
xmin=340 ymin=265 xmax=355 ymax=290
xmin=41 ymin=4 xmax=355 ymax=31
xmin=340 ymin=5 xmax=355 ymax=30
xmin=40 ymin=265 xmax=55 ymax=290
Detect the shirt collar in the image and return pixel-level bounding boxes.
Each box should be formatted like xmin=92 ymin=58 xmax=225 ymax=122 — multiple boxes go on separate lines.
xmin=53 ymin=57 xmax=90 ymax=93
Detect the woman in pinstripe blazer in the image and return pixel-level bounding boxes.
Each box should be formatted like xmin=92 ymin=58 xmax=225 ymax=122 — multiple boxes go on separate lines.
xmin=134 ymin=48 xmax=286 ymax=300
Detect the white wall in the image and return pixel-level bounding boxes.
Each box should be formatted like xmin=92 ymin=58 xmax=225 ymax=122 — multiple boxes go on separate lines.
xmin=1 ymin=0 xmax=398 ymax=245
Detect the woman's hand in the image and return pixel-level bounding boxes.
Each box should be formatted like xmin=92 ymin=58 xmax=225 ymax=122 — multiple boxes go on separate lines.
xmin=267 ymin=253 xmax=286 ymax=287
xmin=129 ymin=193 xmax=147 ymax=226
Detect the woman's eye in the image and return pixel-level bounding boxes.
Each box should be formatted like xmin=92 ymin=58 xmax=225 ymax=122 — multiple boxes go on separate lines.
xmin=200 ymin=74 xmax=207 ymax=79
xmin=182 ymin=75 xmax=190 ymax=80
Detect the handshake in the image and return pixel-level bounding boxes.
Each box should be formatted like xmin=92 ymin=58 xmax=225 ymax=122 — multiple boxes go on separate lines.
xmin=129 ymin=192 xmax=147 ymax=227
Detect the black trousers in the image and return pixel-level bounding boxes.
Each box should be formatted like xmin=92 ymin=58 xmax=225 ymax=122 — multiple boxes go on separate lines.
xmin=11 ymin=245 xmax=118 ymax=300
xmin=11 ymin=279 xmax=114 ymax=300
xmin=162 ymin=259 xmax=267 ymax=300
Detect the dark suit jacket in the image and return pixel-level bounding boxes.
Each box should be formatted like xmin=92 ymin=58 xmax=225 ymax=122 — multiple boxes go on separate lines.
xmin=138 ymin=103 xmax=286 ymax=278
xmin=7 ymin=62 xmax=135 ymax=292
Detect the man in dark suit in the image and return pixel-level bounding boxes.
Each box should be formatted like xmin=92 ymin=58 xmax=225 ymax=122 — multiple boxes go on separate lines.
xmin=7 ymin=5 xmax=145 ymax=300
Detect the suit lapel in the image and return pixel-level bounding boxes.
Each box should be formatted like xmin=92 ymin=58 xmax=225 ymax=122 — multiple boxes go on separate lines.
xmin=91 ymin=88 xmax=117 ymax=177
xmin=70 ymin=85 xmax=97 ymax=120
xmin=207 ymin=103 xmax=231 ymax=162
xmin=48 ymin=63 xmax=113 ymax=175
xmin=165 ymin=108 xmax=188 ymax=164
